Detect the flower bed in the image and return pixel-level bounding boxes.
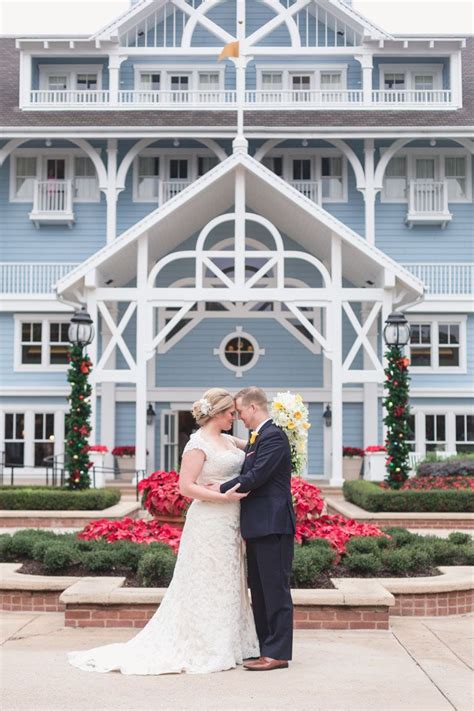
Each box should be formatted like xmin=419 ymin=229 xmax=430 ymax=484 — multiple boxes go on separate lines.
xmin=0 ymin=487 xmax=121 ymax=511
xmin=417 ymin=455 xmax=474 ymax=478
xmin=2 ymin=527 xmax=472 ymax=590
xmin=138 ymin=470 xmax=190 ymax=519
xmin=392 ymin=476 xmax=473 ymax=491
xmin=343 ymin=480 xmax=473 ymax=513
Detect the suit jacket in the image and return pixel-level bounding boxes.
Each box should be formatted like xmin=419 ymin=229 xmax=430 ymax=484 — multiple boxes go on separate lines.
xmin=220 ymin=420 xmax=296 ymax=539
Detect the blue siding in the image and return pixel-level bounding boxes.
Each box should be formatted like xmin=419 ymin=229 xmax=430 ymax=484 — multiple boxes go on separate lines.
xmin=115 ymin=402 xmax=136 ymax=445
xmin=343 ymin=403 xmax=364 ymax=447
xmin=307 ymin=403 xmax=324 ymax=475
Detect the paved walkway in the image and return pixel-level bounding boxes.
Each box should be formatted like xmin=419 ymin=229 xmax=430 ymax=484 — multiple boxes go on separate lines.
xmin=1 ymin=611 xmax=472 ymax=711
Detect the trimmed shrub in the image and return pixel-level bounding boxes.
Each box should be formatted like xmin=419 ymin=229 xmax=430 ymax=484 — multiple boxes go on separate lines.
xmin=343 ymin=480 xmax=473 ymax=513
xmin=0 ymin=487 xmax=121 ymax=511
xmin=405 ymin=547 xmax=434 ymax=572
xmin=346 ymin=552 xmax=382 ymax=576
xmin=345 ymin=536 xmax=384 ymax=555
xmin=81 ymin=549 xmax=118 ymax=573
xmin=417 ymin=458 xmax=474 ymax=478
xmin=108 ymin=541 xmax=146 ymax=572
xmin=382 ymin=549 xmax=411 ymax=576
xmin=0 ymin=534 xmax=12 ymax=561
xmin=137 ymin=546 xmax=177 ymax=587
xmin=42 ymin=544 xmax=76 ymax=574
xmin=448 ymin=532 xmax=472 ymax=546
xmin=292 ymin=543 xmax=336 ymax=587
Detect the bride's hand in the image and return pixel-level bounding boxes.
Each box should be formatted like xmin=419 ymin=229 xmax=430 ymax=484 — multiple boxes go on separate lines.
xmin=223 ymin=483 xmax=248 ymax=501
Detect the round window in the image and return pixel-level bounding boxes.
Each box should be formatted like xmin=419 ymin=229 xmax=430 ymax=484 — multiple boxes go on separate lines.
xmin=224 ymin=336 xmax=255 ymax=367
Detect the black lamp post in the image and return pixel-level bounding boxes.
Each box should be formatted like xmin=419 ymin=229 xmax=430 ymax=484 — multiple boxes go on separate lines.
xmin=322 ymin=404 xmax=332 ymax=428
xmin=383 ymin=312 xmax=410 ymax=347
xmin=68 ymin=307 xmax=94 ymax=347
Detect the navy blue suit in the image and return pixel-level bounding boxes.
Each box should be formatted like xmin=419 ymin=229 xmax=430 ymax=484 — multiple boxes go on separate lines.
xmin=220 ymin=420 xmax=295 ymax=660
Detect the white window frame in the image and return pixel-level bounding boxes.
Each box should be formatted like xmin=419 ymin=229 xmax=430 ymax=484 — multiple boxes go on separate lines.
xmin=262 ymin=148 xmax=348 ymax=203
xmin=406 ymin=315 xmax=467 ymax=373
xmin=380 ymin=147 xmax=472 ymax=204
xmin=378 ymin=64 xmax=443 ymax=92
xmin=256 ymin=64 xmax=348 ymax=92
xmin=213 ymin=327 xmax=265 ymax=378
xmin=133 ymin=64 xmax=224 ymax=92
xmin=33 ymin=412 xmax=55 ymax=467
xmin=0 ymin=407 xmax=66 ymax=470
xmin=9 ymin=148 xmax=100 ymax=204
xmin=14 ymin=314 xmax=71 ymax=372
xmin=455 ymin=413 xmax=474 ymax=453
xmin=38 ymin=64 xmax=103 ymax=91
xmin=132 ymin=148 xmax=216 ymax=203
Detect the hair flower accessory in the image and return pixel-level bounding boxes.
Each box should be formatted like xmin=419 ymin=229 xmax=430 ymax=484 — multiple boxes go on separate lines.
xmin=198 ymin=398 xmax=212 ymax=416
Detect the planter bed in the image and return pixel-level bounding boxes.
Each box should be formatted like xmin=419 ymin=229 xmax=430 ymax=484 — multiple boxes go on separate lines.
xmin=0 ymin=487 xmax=121 ymax=510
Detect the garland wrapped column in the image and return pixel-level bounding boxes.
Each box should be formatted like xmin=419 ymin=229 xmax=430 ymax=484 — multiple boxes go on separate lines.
xmin=65 ymin=344 xmax=93 ymax=489
xmin=383 ymin=346 xmax=411 ymax=489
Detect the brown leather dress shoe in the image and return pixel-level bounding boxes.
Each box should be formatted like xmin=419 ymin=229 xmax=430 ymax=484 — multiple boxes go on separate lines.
xmin=244 ymin=657 xmax=289 ymax=671
xmin=242 ymin=656 xmax=262 ymax=664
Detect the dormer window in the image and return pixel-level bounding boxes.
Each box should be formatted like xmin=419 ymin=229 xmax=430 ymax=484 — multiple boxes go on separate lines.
xmin=48 ymin=75 xmax=68 ymax=91
xmin=384 ymin=73 xmax=405 ymax=90
xmin=379 ymin=64 xmax=443 ymax=94
xmin=39 ymin=64 xmax=103 ymax=92
xmin=320 ymin=72 xmax=343 ymax=90
xmin=76 ymin=74 xmax=98 ymax=90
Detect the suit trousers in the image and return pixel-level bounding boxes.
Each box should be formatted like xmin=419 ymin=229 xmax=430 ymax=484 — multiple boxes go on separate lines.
xmin=246 ymin=533 xmax=294 ymax=661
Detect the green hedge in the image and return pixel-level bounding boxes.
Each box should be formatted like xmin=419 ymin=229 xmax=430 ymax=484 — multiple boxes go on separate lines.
xmin=0 ymin=487 xmax=121 ymax=510
xmin=343 ymin=480 xmax=473 ymax=513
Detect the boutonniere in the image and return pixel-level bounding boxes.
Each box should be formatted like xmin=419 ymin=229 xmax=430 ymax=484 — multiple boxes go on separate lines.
xmin=249 ymin=431 xmax=259 ymax=446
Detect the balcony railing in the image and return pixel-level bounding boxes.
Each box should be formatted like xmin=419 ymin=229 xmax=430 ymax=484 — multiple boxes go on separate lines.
xmin=289 ymin=180 xmax=322 ymax=204
xmin=29 ymin=180 xmax=74 ymax=227
xmin=30 ymin=90 xmax=110 ymax=105
xmin=0 ymin=262 xmax=79 ymax=294
xmin=27 ymin=88 xmax=454 ymax=109
xmin=401 ymin=263 xmax=473 ymax=295
xmin=160 ymin=180 xmax=193 ymax=202
xmin=406 ymin=180 xmax=452 ymax=228
xmin=372 ymin=90 xmax=452 ymax=105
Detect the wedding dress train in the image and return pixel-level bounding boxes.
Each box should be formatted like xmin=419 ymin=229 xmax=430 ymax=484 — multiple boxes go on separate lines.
xmin=67 ymin=430 xmax=259 ymax=675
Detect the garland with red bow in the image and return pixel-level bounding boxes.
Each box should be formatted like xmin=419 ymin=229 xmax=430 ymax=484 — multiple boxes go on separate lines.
xmin=65 ymin=344 xmax=93 ymax=489
xmin=383 ymin=345 xmax=412 ymax=489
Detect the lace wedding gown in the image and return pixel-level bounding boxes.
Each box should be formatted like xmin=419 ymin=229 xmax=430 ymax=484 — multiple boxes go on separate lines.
xmin=67 ymin=430 xmax=259 ymax=675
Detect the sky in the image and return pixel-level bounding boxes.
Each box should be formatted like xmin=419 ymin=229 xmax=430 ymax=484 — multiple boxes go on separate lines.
xmin=0 ymin=0 xmax=472 ymax=36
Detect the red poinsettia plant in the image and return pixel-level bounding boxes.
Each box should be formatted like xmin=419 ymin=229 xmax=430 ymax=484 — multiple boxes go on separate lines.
xmin=78 ymin=517 xmax=182 ymax=553
xmin=138 ymin=470 xmax=191 ymax=518
xmin=343 ymin=446 xmax=365 ymax=458
xmin=365 ymin=445 xmax=387 ymax=454
xmin=88 ymin=445 xmax=109 ymax=453
xmin=112 ymin=446 xmax=136 ymax=457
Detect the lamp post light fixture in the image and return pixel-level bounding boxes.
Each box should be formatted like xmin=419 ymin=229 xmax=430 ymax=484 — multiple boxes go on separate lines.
xmin=146 ymin=404 xmax=156 ymax=426
xmin=68 ymin=307 xmax=95 ymax=347
xmin=322 ymin=404 xmax=332 ymax=428
xmin=383 ymin=312 xmax=411 ymax=348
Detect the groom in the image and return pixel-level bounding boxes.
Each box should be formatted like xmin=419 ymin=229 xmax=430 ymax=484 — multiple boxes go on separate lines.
xmin=221 ymin=386 xmax=296 ymax=671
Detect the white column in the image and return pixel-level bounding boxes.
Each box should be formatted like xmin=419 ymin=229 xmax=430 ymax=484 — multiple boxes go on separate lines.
xmin=323 ymin=346 xmax=332 ymax=478
xmin=232 ymin=0 xmax=248 ymax=154
xmin=450 ymin=51 xmax=462 ymax=107
xmin=355 ymin=53 xmax=373 ymax=105
xmin=106 ymin=138 xmax=118 ymax=244
xmin=108 ymin=54 xmax=127 ymax=106
xmin=135 ymin=233 xmax=149 ymax=473
xmin=362 ymin=302 xmax=379 ymax=448
xmin=330 ymin=235 xmax=343 ymax=486
xmin=54 ymin=410 xmax=65 ymax=461
xmin=24 ymin=410 xmax=35 ymax=468
xmin=101 ymin=383 xmax=116 ymax=475
xmin=363 ymin=138 xmax=376 ymax=245
xmin=415 ymin=410 xmax=426 ymax=456
xmin=85 ymin=286 xmax=99 ymax=447
xmin=19 ymin=52 xmax=32 ymax=107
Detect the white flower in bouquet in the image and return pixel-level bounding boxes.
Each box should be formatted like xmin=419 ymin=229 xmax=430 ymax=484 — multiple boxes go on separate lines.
xmin=270 ymin=391 xmax=311 ymax=476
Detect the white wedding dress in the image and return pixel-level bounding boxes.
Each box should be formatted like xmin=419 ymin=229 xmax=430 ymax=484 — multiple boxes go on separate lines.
xmin=67 ymin=430 xmax=259 ymax=675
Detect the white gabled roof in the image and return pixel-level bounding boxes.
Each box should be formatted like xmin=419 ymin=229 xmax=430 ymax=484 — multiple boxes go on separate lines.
xmin=92 ymin=0 xmax=392 ymax=42
xmin=56 ymin=151 xmax=423 ymax=305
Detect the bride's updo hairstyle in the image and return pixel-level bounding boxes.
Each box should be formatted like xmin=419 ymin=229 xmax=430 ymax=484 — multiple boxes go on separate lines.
xmin=192 ymin=388 xmax=234 ymax=426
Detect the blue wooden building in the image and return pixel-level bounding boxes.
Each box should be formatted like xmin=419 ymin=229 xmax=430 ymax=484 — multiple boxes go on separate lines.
xmin=0 ymin=0 xmax=472 ymax=484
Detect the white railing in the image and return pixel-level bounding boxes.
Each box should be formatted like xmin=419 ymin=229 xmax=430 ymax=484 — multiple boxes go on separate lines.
xmin=160 ymin=180 xmax=193 ymax=202
xmin=245 ymin=89 xmax=363 ymax=106
xmin=30 ymin=90 xmax=110 ymax=105
xmin=372 ymin=90 xmax=452 ymax=105
xmin=401 ymin=263 xmax=474 ymax=295
xmin=289 ymin=180 xmax=322 ymax=204
xmin=31 ymin=180 xmax=73 ymax=215
xmin=408 ymin=181 xmax=450 ymax=216
xmin=118 ymin=90 xmax=237 ymax=106
xmin=0 ymin=263 xmax=79 ymax=294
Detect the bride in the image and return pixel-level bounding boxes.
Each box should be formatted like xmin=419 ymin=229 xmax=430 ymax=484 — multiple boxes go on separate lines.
xmin=67 ymin=388 xmax=260 ymax=675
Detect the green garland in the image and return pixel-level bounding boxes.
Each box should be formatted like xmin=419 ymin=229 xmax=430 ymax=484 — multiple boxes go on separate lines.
xmin=383 ymin=345 xmax=412 ymax=489
xmin=65 ymin=344 xmax=92 ymax=489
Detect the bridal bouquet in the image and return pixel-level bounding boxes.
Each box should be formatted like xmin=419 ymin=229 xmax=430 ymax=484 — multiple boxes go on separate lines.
xmin=270 ymin=391 xmax=311 ymax=476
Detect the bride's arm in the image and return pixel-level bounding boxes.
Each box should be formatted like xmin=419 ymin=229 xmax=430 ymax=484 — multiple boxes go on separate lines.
xmin=179 ymin=450 xmax=247 ymax=503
